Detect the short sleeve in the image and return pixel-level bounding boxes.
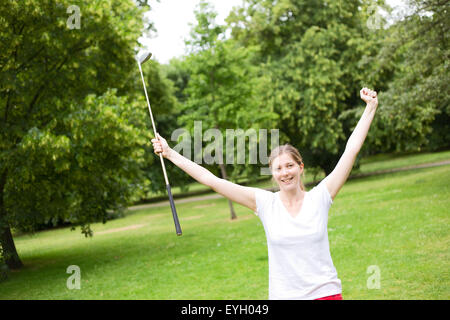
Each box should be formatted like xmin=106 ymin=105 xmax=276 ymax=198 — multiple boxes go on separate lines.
xmin=253 ymin=188 xmax=274 ymax=219
xmin=315 ymin=179 xmax=333 ymax=209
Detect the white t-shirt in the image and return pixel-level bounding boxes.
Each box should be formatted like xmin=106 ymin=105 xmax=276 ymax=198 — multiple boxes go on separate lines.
xmin=254 ymin=179 xmax=342 ymax=300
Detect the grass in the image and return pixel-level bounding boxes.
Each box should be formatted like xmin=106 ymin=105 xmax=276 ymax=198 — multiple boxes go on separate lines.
xmin=330 ymin=165 xmax=450 ymax=299
xmin=151 ymin=149 xmax=450 ymax=198
xmin=357 ymin=149 xmax=450 ymax=173
xmin=0 ymin=153 xmax=449 ymax=299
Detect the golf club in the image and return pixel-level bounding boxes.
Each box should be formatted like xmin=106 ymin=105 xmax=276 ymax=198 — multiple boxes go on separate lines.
xmin=136 ymin=51 xmax=182 ymax=236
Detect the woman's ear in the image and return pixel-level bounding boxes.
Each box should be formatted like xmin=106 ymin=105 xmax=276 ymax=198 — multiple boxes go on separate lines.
xmin=299 ymin=162 xmax=304 ymax=173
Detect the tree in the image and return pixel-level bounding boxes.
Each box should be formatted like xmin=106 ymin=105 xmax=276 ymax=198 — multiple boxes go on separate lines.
xmin=129 ymin=58 xmax=195 ymax=200
xmin=363 ymin=0 xmax=449 ymax=153
xmin=227 ymin=0 xmax=385 ymax=175
xmin=162 ymin=58 xmax=191 ymax=106
xmin=179 ymin=0 xmax=275 ymax=218
xmin=0 ymin=0 xmax=147 ymax=269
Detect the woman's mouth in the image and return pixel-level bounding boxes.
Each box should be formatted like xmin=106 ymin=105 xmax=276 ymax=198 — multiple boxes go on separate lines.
xmin=281 ymin=177 xmax=294 ymax=184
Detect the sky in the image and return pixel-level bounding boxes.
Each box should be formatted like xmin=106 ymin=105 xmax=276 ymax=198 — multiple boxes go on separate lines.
xmin=139 ymin=0 xmax=244 ymax=64
xmin=139 ymin=0 xmax=408 ymax=65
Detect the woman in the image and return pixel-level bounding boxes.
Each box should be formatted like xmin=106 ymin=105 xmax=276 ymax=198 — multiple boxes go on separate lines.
xmin=152 ymin=87 xmax=378 ymax=300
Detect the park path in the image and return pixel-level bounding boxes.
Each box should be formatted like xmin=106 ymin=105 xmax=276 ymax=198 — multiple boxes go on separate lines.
xmin=127 ymin=159 xmax=450 ymax=212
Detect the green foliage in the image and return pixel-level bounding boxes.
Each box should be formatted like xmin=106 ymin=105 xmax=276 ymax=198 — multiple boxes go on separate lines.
xmin=162 ymin=58 xmax=191 ymax=104
xmin=130 ymin=59 xmax=195 ymax=197
xmin=4 ymin=90 xmax=148 ymax=236
xmin=0 ymin=0 xmax=152 ymax=263
xmin=0 ymin=0 xmax=144 ymax=134
xmin=177 ymin=1 xmax=277 ymax=181
xmin=165 ymin=0 xmax=449 ymax=176
xmin=364 ymin=0 xmax=450 ymax=152
xmin=185 ymin=0 xmax=225 ymax=52
xmin=228 ymin=0 xmax=380 ymax=174
xmin=0 ymin=0 xmax=146 ymax=173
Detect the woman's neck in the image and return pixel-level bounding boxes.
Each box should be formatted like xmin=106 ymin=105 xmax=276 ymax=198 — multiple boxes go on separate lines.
xmin=279 ymin=187 xmax=305 ymax=205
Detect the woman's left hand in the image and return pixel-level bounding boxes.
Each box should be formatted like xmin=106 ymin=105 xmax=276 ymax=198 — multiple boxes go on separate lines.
xmin=360 ymin=87 xmax=378 ymax=109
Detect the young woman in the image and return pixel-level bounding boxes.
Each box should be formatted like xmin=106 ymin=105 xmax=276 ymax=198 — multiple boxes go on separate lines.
xmin=151 ymin=87 xmax=378 ymax=300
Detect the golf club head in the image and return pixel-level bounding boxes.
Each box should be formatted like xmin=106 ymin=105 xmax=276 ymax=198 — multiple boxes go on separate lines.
xmin=137 ymin=52 xmax=152 ymax=65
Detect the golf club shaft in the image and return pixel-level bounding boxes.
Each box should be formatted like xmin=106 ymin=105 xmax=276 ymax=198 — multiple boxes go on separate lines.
xmin=138 ymin=61 xmax=182 ymax=236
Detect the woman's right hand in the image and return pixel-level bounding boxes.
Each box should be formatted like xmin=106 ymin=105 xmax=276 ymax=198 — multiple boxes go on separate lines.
xmin=151 ymin=133 xmax=172 ymax=158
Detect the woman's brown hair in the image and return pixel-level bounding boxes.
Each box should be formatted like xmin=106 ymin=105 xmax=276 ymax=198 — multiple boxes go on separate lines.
xmin=268 ymin=144 xmax=306 ymax=191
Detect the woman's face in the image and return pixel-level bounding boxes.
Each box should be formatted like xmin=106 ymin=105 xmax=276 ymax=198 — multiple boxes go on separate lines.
xmin=271 ymin=153 xmax=304 ymax=191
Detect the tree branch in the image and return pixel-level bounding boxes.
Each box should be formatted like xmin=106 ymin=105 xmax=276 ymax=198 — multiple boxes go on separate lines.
xmin=4 ymin=90 xmax=11 ymax=124
xmin=0 ymin=21 xmax=26 ymax=73
xmin=16 ymin=46 xmax=46 ymax=73
xmin=26 ymin=40 xmax=93 ymax=120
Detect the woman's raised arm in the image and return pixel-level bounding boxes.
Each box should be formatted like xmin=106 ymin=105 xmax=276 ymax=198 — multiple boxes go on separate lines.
xmin=324 ymin=88 xmax=378 ymax=200
xmin=152 ymin=133 xmax=257 ymax=211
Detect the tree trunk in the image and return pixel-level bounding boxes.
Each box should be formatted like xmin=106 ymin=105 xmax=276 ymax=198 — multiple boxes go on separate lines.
xmin=0 ymin=169 xmax=23 ymax=270
xmin=218 ymin=163 xmax=237 ymax=220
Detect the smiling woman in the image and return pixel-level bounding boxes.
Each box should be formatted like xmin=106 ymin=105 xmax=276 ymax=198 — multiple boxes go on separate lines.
xmin=151 ymin=87 xmax=379 ymax=299
xmin=269 ymin=144 xmax=306 ymax=192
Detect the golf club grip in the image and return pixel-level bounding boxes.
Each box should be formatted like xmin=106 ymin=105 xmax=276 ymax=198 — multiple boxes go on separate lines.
xmin=166 ymin=184 xmax=182 ymax=236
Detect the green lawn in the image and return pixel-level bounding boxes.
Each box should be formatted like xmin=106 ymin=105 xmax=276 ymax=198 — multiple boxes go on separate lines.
xmin=357 ymin=149 xmax=450 ymax=173
xmin=154 ymin=149 xmax=450 ymax=198
xmin=0 ymin=156 xmax=449 ymax=299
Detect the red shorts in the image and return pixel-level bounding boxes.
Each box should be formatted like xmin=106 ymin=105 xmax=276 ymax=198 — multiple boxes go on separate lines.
xmin=314 ymin=293 xmax=343 ymax=300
